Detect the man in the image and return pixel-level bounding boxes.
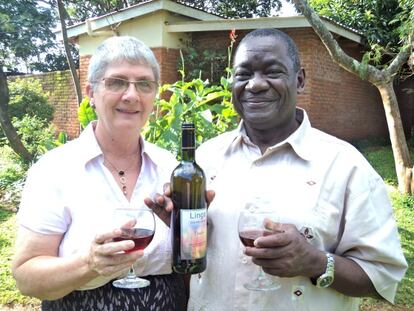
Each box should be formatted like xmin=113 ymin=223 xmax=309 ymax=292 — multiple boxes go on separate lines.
xmin=149 ymin=28 xmax=407 ymax=310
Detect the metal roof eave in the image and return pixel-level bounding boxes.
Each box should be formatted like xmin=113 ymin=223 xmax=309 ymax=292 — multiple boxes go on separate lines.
xmin=165 ymin=16 xmax=362 ymax=44
xmin=62 ymin=0 xmax=223 ymax=39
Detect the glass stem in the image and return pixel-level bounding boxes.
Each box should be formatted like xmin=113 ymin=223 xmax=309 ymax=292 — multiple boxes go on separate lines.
xmin=257 ymin=267 xmax=266 ymax=281
xmin=127 ymin=265 xmax=136 ymax=278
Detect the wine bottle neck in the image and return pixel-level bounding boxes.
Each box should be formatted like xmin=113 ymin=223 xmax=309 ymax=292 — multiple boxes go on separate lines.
xmin=181 ymin=124 xmax=196 ymax=162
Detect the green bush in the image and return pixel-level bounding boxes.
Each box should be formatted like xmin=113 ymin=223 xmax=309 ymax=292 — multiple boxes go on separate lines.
xmin=78 ymin=96 xmax=97 ymax=129
xmin=12 ymin=115 xmax=58 ymax=161
xmin=0 ymin=147 xmax=27 ymax=209
xmin=8 ymin=78 xmax=55 ymax=125
xmin=143 ymin=76 xmax=238 ymax=156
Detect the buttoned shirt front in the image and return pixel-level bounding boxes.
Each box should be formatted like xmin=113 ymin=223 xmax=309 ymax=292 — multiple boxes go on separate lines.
xmin=188 ymin=109 xmax=407 ymax=311
xmin=17 ymin=122 xmax=178 ymax=290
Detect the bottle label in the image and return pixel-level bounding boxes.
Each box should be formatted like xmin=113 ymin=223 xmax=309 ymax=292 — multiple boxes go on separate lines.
xmin=180 ymin=208 xmax=207 ymax=260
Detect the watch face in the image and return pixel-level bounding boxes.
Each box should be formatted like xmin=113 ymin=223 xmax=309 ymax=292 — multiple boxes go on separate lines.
xmin=318 ymin=276 xmax=334 ymax=288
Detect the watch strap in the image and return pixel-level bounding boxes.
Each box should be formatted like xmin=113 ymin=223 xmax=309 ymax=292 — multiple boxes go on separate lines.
xmin=310 ymin=252 xmax=335 ymax=287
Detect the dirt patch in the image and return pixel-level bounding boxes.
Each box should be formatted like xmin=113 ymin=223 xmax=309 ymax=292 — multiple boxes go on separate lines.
xmin=361 ymin=302 xmax=414 ymax=311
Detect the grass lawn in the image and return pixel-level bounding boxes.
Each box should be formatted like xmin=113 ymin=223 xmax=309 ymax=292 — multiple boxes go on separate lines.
xmin=0 ymin=208 xmax=40 ymax=309
xmin=359 ymin=142 xmax=414 ymax=311
xmin=0 ymin=142 xmax=413 ymax=310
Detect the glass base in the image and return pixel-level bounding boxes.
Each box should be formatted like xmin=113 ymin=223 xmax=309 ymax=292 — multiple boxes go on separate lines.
xmin=243 ymin=276 xmax=281 ymax=291
xmin=112 ymin=274 xmax=150 ymax=289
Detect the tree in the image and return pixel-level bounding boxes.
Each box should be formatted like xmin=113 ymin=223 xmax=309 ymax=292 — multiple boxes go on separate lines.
xmin=55 ymin=0 xmax=282 ymax=22
xmin=0 ymin=67 xmax=33 ymax=162
xmin=57 ymin=0 xmax=82 ymax=104
xmin=187 ymin=0 xmax=282 ymax=18
xmin=0 ymin=0 xmax=73 ymax=73
xmin=292 ymin=0 xmax=414 ymax=194
xmin=0 ymin=0 xmax=59 ymax=162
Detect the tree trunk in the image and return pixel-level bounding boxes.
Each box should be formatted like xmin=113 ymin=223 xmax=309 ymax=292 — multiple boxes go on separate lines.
xmin=57 ymin=0 xmax=82 ymax=104
xmin=0 ymin=67 xmax=33 ymax=163
xmin=293 ymin=0 xmax=413 ymax=194
xmin=376 ymin=81 xmax=413 ymax=194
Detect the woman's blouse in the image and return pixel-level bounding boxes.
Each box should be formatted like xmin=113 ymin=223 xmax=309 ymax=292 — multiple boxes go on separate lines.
xmin=18 ymin=122 xmax=178 ymax=290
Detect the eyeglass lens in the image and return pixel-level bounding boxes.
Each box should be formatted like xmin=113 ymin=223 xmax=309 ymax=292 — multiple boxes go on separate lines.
xmin=104 ymin=77 xmax=157 ymax=94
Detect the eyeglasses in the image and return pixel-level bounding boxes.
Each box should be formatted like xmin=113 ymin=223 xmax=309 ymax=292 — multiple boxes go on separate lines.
xmin=101 ymin=77 xmax=158 ymax=94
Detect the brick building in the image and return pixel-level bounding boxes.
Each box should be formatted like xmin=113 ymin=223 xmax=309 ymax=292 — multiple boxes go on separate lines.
xmin=53 ymin=0 xmax=406 ymax=141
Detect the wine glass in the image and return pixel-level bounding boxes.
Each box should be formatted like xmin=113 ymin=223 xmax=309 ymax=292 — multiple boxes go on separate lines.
xmin=112 ymin=207 xmax=156 ymax=289
xmin=238 ymin=199 xmax=281 ymax=291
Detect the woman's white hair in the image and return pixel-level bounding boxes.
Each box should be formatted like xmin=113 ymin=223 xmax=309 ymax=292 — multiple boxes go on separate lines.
xmin=87 ymin=36 xmax=160 ymax=91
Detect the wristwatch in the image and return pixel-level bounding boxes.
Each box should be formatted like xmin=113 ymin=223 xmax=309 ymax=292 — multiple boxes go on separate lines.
xmin=310 ymin=252 xmax=335 ymax=288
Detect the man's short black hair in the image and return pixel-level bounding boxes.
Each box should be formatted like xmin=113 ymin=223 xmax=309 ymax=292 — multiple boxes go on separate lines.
xmin=237 ymin=28 xmax=301 ymax=72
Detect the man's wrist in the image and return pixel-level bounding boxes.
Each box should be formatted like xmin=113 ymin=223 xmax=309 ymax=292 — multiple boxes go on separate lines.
xmin=310 ymin=252 xmax=335 ymax=288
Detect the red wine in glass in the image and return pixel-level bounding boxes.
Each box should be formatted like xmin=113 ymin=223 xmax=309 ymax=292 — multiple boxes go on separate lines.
xmin=238 ymin=205 xmax=281 ymax=291
xmin=114 ymin=228 xmax=154 ymax=252
xmin=112 ymin=208 xmax=156 ymax=289
xmin=239 ymin=229 xmax=272 ymax=247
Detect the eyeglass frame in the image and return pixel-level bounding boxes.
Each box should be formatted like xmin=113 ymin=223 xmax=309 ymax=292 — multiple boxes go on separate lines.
xmin=98 ymin=77 xmax=159 ymax=94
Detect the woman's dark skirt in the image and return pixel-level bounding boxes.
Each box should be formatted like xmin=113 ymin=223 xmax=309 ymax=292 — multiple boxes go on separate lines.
xmin=41 ymin=273 xmax=187 ymax=311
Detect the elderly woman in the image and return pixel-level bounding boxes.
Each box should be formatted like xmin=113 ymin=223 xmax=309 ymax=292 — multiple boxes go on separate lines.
xmin=12 ymin=36 xmax=186 ymax=310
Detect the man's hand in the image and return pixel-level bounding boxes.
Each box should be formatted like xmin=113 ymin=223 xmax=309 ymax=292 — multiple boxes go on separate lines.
xmin=244 ymin=220 xmax=325 ymax=278
xmin=144 ymin=183 xmax=215 ymax=227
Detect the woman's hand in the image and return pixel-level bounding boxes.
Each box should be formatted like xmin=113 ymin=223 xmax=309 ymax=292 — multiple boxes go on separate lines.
xmin=144 ymin=183 xmax=215 ymax=227
xmin=86 ymin=228 xmax=144 ymax=278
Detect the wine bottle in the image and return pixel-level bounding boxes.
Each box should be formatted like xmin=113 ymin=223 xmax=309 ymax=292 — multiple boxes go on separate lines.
xmin=171 ymin=122 xmax=207 ymax=274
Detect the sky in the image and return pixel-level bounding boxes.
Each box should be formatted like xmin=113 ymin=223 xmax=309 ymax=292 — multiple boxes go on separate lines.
xmin=278 ymin=0 xmax=300 ymax=16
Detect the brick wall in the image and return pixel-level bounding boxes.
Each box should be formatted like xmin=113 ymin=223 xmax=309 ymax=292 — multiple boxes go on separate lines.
xmin=9 ymin=71 xmax=80 ymax=139
xmin=79 ymin=55 xmax=92 ymax=98
xmin=152 ymin=47 xmax=181 ymax=84
xmin=11 ymin=29 xmax=409 ymax=143
xmin=192 ymin=28 xmax=389 ymax=142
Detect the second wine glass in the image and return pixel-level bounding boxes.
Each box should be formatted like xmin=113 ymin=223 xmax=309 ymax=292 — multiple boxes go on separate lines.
xmin=238 ymin=200 xmax=281 ymax=291
xmin=112 ymin=207 xmax=155 ymax=289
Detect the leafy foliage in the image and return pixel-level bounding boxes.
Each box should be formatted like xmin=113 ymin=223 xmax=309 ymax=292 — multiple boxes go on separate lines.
xmin=12 ymin=115 xmax=58 ymax=160
xmin=308 ymin=0 xmax=413 ymax=62
xmin=77 ymin=96 xmax=97 ymax=129
xmin=0 ymin=0 xmax=71 ymax=73
xmin=174 ymin=0 xmax=282 ymax=18
xmin=56 ymin=0 xmax=283 ymax=23
xmin=7 ymin=78 xmax=55 ymax=125
xmin=0 ymin=114 xmax=63 ymax=208
xmin=143 ymin=75 xmax=238 ymax=157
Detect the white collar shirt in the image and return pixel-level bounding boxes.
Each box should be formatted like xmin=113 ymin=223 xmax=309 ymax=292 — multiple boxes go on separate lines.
xmin=17 ymin=122 xmax=178 ymax=290
xmin=188 ymin=108 xmax=407 ymax=311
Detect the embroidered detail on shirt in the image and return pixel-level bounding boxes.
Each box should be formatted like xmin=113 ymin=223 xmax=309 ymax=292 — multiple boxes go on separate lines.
xmin=292 ymin=285 xmax=306 ymax=303
xmin=300 ymin=226 xmax=315 ymax=241
xmin=294 ymin=289 xmax=303 ymax=297
xmin=306 ymin=180 xmax=316 ymax=186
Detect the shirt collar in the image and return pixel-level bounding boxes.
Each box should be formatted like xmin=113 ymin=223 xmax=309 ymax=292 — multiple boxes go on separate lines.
xmin=283 ymin=108 xmax=314 ymax=161
xmin=77 ymin=121 xmax=103 ymax=165
xmin=224 ymin=108 xmax=314 ymax=161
